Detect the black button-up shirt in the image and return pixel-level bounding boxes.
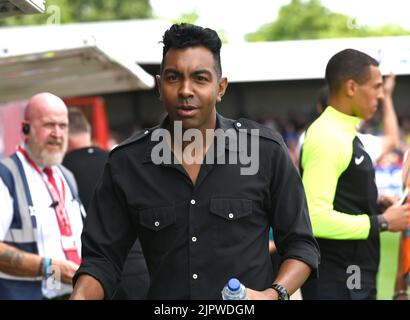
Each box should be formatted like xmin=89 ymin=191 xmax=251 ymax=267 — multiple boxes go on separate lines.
xmin=74 ymin=114 xmax=320 ymax=299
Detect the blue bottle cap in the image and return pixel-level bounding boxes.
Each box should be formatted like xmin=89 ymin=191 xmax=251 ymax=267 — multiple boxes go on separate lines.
xmin=227 ymin=278 xmax=241 ymax=291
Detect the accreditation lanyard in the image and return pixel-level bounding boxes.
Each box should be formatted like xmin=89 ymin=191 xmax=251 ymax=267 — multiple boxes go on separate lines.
xmin=18 ymin=146 xmax=81 ymax=265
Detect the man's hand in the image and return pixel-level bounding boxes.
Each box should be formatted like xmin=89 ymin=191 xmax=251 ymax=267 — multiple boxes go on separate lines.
xmin=247 ymin=287 xmax=278 ymax=300
xmin=51 ymin=260 xmax=80 ymax=284
xmin=70 ymin=274 xmax=105 ymax=300
xmin=383 ymin=73 xmax=396 ymax=97
xmin=383 ymin=203 xmax=410 ymax=232
xmin=247 ymin=259 xmax=312 ymax=300
xmin=380 ymin=73 xmax=400 ymax=153
xmin=378 ymin=194 xmax=399 ymax=213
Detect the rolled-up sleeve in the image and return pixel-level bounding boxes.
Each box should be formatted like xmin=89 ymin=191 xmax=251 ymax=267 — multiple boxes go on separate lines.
xmin=269 ymin=142 xmax=320 ymax=275
xmin=73 ymin=158 xmax=137 ymax=299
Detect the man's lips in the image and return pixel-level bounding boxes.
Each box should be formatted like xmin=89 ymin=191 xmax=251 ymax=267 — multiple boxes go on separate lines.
xmin=46 ymin=141 xmax=62 ymax=148
xmin=176 ymin=105 xmax=198 ymax=117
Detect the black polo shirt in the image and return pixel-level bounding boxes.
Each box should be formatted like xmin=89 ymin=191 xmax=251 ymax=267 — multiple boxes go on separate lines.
xmin=74 ymin=113 xmax=320 ymax=299
xmin=62 ymin=146 xmax=108 ymax=210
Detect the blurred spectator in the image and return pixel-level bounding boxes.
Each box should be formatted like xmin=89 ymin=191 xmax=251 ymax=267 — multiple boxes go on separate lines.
xmin=63 ymin=108 xmax=108 ymax=209
xmin=375 ymin=151 xmax=403 ymax=198
xmin=63 ymin=108 xmax=149 ymax=300
xmin=393 ymin=149 xmax=410 ymax=300
xmin=400 ymin=116 xmax=410 ymax=148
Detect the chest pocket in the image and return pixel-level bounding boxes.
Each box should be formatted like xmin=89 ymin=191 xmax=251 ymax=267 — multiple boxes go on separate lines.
xmin=210 ymin=198 xmax=252 ymax=221
xmin=139 ymin=205 xmax=176 ymax=231
xmin=137 ymin=205 xmax=177 ymax=253
xmin=210 ymin=198 xmax=253 ymax=247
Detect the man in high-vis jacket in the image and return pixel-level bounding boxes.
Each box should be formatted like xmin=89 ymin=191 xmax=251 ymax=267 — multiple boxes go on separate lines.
xmin=300 ymin=49 xmax=410 ymax=300
xmin=0 ymin=92 xmax=84 ymax=299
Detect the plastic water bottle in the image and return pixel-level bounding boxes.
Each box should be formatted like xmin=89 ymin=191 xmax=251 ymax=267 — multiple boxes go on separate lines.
xmin=221 ymin=278 xmax=248 ymax=300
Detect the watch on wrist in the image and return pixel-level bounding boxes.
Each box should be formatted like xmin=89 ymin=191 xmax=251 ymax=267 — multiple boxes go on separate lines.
xmin=377 ymin=215 xmax=389 ymax=232
xmin=271 ymin=283 xmax=289 ymax=300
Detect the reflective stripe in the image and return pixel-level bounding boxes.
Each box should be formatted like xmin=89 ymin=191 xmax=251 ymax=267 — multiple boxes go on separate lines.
xmin=58 ymin=165 xmax=79 ymax=202
xmin=59 ymin=165 xmax=85 ymax=220
xmin=0 ymin=158 xmax=37 ymax=243
xmin=3 ymin=228 xmax=38 ymax=243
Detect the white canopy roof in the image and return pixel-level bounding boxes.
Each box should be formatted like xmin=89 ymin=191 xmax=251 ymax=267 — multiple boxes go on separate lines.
xmin=0 ymin=0 xmax=45 ymax=18
xmin=0 ymin=20 xmax=164 ymax=104
xmin=221 ymin=36 xmax=410 ymax=83
xmin=1 ymin=19 xmax=410 ymax=104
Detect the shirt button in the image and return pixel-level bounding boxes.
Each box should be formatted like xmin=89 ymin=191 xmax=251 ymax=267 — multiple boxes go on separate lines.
xmin=236 ymin=122 xmax=242 ymax=128
xmin=144 ymin=130 xmax=149 ymax=135
xmin=154 ymin=221 xmax=160 ymax=227
xmin=192 ymin=236 xmax=197 ymax=242
xmin=228 ymin=213 xmax=234 ymax=219
xmin=192 ymin=273 xmax=198 ymax=280
xmin=190 ymin=199 xmax=196 ymax=205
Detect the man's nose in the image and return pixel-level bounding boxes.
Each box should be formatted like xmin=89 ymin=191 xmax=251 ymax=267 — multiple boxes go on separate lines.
xmin=178 ymin=80 xmax=194 ymax=99
xmin=378 ymin=88 xmax=385 ymax=100
xmin=51 ymin=124 xmax=64 ymax=137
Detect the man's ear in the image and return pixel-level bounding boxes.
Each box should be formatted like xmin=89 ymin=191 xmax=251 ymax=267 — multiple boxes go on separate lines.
xmin=345 ymin=79 xmax=357 ymax=97
xmin=155 ymin=75 xmax=162 ymax=100
xmin=216 ymin=77 xmax=228 ymax=103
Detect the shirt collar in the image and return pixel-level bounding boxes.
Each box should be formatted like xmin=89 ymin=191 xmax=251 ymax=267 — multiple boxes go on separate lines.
xmin=155 ymin=112 xmax=234 ymax=131
xmin=142 ymin=113 xmax=238 ymax=164
xmin=325 ymin=106 xmax=362 ymax=129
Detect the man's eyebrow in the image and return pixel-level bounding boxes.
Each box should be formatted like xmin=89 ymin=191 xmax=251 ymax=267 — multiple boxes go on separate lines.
xmin=163 ymin=68 xmax=214 ymax=79
xmin=163 ymin=68 xmax=181 ymax=75
xmin=163 ymin=68 xmax=213 ymax=76
xmin=192 ymin=69 xmax=213 ymax=76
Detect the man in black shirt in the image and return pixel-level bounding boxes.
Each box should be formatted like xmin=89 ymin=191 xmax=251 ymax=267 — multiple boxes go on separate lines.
xmin=63 ymin=108 xmax=109 ymax=210
xmin=63 ymin=108 xmax=149 ymax=299
xmin=71 ymin=23 xmax=320 ymax=300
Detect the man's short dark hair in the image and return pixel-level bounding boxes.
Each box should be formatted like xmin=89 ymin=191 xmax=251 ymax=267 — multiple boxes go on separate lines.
xmin=160 ymin=23 xmax=223 ymax=78
xmin=325 ymin=48 xmax=379 ymax=93
xmin=68 ymin=107 xmax=90 ymax=135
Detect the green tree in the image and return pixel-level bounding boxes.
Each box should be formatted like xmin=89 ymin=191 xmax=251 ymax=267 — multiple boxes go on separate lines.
xmin=171 ymin=11 xmax=228 ymax=43
xmin=246 ymin=0 xmax=410 ymax=41
xmin=173 ymin=10 xmax=199 ymax=25
xmin=0 ymin=0 xmax=152 ymax=26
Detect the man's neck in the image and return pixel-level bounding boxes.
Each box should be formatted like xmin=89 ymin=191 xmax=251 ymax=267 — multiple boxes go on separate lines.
xmin=68 ymin=134 xmax=91 ymax=152
xmin=328 ymin=96 xmax=354 ymax=117
xmin=23 ymin=144 xmax=45 ymax=168
xmin=168 ymin=127 xmax=216 ymax=166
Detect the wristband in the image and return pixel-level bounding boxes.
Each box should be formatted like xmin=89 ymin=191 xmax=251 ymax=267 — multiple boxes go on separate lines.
xmin=377 ymin=215 xmax=389 ymax=232
xmin=44 ymin=258 xmax=52 ymax=278
xmin=271 ymin=283 xmax=290 ymax=300
xmin=37 ymin=257 xmax=45 ymax=276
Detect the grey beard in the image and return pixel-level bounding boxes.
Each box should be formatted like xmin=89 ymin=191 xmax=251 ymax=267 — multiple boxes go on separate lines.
xmin=25 ymin=144 xmax=65 ymax=167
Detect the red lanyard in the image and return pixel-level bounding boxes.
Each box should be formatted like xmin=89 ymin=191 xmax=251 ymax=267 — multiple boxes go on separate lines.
xmin=18 ymin=146 xmax=81 ymax=265
xmin=18 ymin=146 xmax=66 ymax=209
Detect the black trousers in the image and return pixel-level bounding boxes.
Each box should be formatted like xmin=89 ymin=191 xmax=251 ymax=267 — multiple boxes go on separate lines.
xmin=301 ymin=265 xmax=377 ymax=300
